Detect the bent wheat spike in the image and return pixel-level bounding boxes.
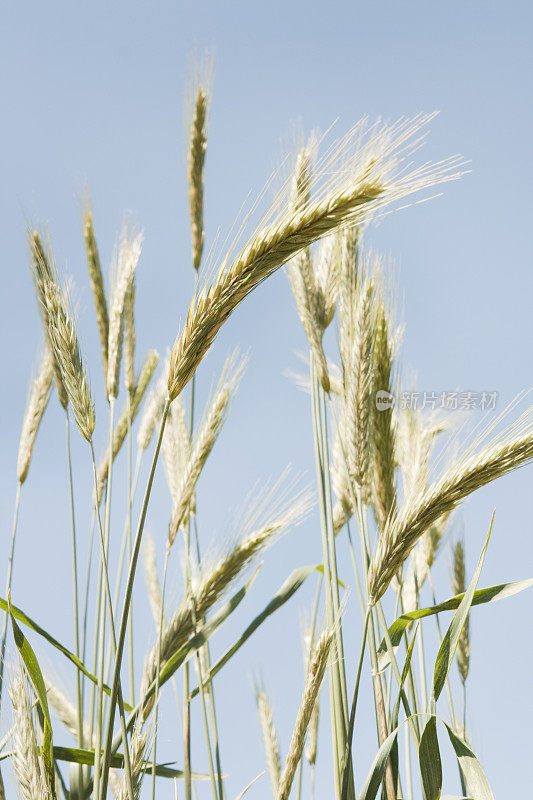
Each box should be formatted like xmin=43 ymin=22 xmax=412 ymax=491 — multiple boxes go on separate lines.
xmin=29 ymin=230 xmax=68 ymax=409
xmin=369 ymin=423 xmax=533 ymax=602
xmin=169 ymin=117 xmax=462 ymax=400
xmin=44 ymin=282 xmax=95 ymax=442
xmin=141 ymin=492 xmax=309 ymax=709
xmin=168 ymin=353 xmax=246 ymax=543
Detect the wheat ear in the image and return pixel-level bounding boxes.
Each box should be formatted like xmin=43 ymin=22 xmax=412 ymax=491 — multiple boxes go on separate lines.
xmin=141 ymin=490 xmax=309 ymax=709
xmin=168 ymin=117 xmax=462 ymax=401
xmin=117 ymin=707 xmax=151 ymax=800
xmin=17 ymin=350 xmax=54 ymax=484
xmin=83 ymin=201 xmax=109 ymax=377
xmin=162 ymin=396 xmax=191 ymax=502
xmin=188 ymin=83 xmax=209 ymax=271
xmin=255 ymin=687 xmax=282 ymax=796
xmin=287 ymin=143 xmax=330 ymax=392
xmin=369 ymin=421 xmax=533 ymax=602
xmin=453 ymin=540 xmax=470 ymax=683
xmin=124 ymin=279 xmax=136 ymax=395
xmin=10 ymin=666 xmax=53 ymax=800
xmin=28 ymin=230 xmax=68 ymax=409
xmin=277 ymin=628 xmax=334 ymax=800
xmin=371 ymin=298 xmax=397 ymax=531
xmin=143 ymin=533 xmax=163 ymax=630
xmin=44 ymin=282 xmax=95 ymax=442
xmin=107 ymin=227 xmax=142 ymax=399
xmin=168 ymin=353 xmax=246 ymax=544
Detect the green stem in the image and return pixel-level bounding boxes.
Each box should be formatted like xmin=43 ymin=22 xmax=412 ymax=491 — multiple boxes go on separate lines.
xmin=310 ymin=360 xmax=342 ymax=800
xmin=89 ymin=444 xmax=134 ymax=800
xmin=340 ymin=607 xmax=370 ymax=800
xmin=99 ymin=399 xmax=170 ymax=800
xmin=127 ymin=391 xmax=135 ymax=707
xmin=65 ymin=412 xmax=84 ymax=792
xmin=151 ymin=543 xmax=171 ymax=800
xmin=0 ymin=481 xmax=22 ymax=713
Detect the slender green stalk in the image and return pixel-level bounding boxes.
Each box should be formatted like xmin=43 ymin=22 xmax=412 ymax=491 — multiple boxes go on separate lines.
xmin=127 ymin=391 xmax=135 ymax=707
xmin=319 ymin=385 xmax=350 ymax=727
xmin=94 ymin=396 xmax=116 ymax=800
xmin=89 ymin=443 xmax=135 ymax=800
xmin=0 ymin=481 xmax=22 ymax=711
xmin=340 ymin=607 xmax=370 ymax=800
xmin=99 ymin=399 xmax=170 ymax=800
xmin=65 ymin=412 xmax=84 ymax=792
xmin=151 ymin=543 xmax=171 ymax=800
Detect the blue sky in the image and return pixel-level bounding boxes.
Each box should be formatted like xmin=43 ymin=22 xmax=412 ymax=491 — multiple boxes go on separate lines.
xmin=1 ymin=2 xmax=532 ymax=798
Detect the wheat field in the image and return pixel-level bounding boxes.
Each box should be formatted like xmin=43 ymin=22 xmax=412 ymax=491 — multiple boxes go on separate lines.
xmin=2 ymin=5 xmax=533 ymax=800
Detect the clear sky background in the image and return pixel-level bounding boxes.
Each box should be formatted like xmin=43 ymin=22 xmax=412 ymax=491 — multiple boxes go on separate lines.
xmin=1 ymin=2 xmax=532 ymax=798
